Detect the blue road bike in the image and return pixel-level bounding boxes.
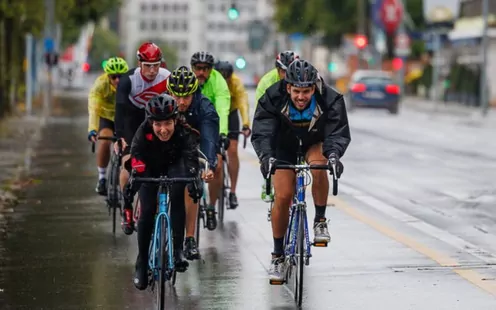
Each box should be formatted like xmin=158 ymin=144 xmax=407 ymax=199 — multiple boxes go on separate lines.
xmin=128 ymin=170 xmax=200 ymax=310
xmin=265 ymin=138 xmax=339 ymax=306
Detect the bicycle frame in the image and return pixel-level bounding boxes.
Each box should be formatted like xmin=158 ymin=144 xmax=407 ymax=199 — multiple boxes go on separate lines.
xmin=149 ymin=185 xmax=174 ymax=277
xmin=285 ymin=167 xmax=313 ymax=262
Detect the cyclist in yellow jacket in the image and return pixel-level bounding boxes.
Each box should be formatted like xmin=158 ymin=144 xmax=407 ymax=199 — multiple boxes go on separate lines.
xmin=215 ymin=60 xmax=251 ymax=208
xmin=88 ymin=56 xmax=129 ymax=195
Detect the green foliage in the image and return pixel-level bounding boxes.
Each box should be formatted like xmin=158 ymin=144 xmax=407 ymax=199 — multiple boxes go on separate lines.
xmin=88 ymin=26 xmax=120 ymax=69
xmin=273 ymin=0 xmax=425 ymax=49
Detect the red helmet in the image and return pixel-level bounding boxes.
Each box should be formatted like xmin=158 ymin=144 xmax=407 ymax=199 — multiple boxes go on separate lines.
xmin=136 ymin=42 xmax=162 ymax=62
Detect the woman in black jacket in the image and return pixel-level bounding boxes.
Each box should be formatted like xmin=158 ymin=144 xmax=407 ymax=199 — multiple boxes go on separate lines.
xmin=125 ymin=93 xmax=200 ymax=290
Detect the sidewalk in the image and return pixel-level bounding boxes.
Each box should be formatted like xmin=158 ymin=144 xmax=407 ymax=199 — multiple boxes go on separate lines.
xmin=402 ymin=96 xmax=496 ymax=128
xmin=0 ymin=103 xmax=47 ymax=210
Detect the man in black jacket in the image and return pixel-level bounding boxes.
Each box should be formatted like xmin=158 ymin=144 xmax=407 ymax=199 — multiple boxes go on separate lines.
xmin=166 ymin=66 xmax=219 ymax=260
xmin=251 ymin=59 xmax=351 ymax=282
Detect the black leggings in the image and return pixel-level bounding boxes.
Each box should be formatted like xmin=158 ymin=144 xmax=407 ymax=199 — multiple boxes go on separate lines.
xmin=137 ymin=180 xmax=187 ymax=262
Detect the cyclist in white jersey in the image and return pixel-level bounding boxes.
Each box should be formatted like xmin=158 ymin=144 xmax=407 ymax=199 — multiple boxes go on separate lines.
xmin=114 ymin=42 xmax=171 ymax=235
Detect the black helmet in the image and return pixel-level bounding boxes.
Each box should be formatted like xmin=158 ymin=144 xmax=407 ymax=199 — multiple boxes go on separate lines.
xmin=191 ymin=51 xmax=215 ymax=66
xmin=275 ymin=50 xmax=299 ymax=70
xmin=145 ymin=94 xmax=178 ymax=121
xmin=167 ymin=66 xmax=199 ymax=96
xmin=214 ymin=61 xmax=233 ymax=79
xmin=285 ymin=60 xmax=318 ymax=88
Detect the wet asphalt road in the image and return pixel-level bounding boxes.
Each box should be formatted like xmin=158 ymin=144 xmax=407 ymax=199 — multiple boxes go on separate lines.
xmin=1 ymin=83 xmax=496 ymax=309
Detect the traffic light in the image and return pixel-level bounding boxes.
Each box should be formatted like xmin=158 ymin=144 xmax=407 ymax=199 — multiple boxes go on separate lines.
xmin=392 ymin=57 xmax=403 ymax=71
xmin=354 ymin=34 xmax=368 ymax=50
xmin=328 ymin=62 xmax=337 ymax=72
xmin=227 ymin=4 xmax=239 ymax=20
xmin=82 ymin=62 xmax=90 ymax=72
xmin=235 ymin=57 xmax=246 ymax=69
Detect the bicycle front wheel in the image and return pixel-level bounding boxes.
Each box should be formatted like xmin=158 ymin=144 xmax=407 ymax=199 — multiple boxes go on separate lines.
xmin=294 ymin=211 xmax=305 ymax=306
xmin=157 ymin=217 xmax=167 ymax=310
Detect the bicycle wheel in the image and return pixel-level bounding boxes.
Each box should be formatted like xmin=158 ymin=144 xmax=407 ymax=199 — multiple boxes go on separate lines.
xmin=294 ymin=210 xmax=305 ymax=306
xmin=157 ymin=217 xmax=167 ymax=310
xmin=107 ymin=152 xmax=120 ymax=234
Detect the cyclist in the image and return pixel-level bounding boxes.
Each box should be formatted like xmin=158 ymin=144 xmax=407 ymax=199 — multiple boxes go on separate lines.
xmin=124 ymin=94 xmax=202 ymax=290
xmin=255 ymin=51 xmax=299 ymax=106
xmin=166 ymin=66 xmax=219 ymax=260
xmin=190 ymin=51 xmax=230 ymax=231
xmin=87 ymin=56 xmax=129 ymax=195
xmin=214 ymin=60 xmax=251 ymax=209
xmin=115 ymin=42 xmax=171 ymax=235
xmin=251 ymin=59 xmax=351 ymax=281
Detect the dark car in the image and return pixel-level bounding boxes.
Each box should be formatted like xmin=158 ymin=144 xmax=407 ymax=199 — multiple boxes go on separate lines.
xmin=345 ymin=70 xmax=400 ymax=114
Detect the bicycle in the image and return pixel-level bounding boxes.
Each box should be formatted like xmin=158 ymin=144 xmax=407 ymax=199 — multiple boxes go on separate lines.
xmin=127 ymin=169 xmax=202 ymax=310
xmin=217 ymin=131 xmax=248 ymax=223
xmin=264 ymin=138 xmax=339 ymax=306
xmin=195 ymin=150 xmax=210 ymax=254
xmin=91 ymin=135 xmax=121 ymax=234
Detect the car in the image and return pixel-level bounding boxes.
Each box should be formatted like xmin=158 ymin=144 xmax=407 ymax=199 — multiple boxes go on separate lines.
xmin=345 ymin=70 xmax=400 ymax=114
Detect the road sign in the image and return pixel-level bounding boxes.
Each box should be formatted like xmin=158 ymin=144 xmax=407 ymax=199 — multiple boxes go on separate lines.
xmin=248 ymin=20 xmax=269 ymax=51
xmin=44 ymin=38 xmax=54 ymax=52
xmin=394 ymin=33 xmax=411 ymax=56
xmin=379 ymin=0 xmax=403 ymax=34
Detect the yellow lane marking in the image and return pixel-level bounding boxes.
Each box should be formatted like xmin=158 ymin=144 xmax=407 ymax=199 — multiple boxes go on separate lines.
xmin=240 ymin=149 xmax=496 ymax=296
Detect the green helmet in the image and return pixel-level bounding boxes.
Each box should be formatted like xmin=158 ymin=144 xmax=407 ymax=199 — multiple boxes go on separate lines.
xmin=104 ymin=57 xmax=129 ymax=75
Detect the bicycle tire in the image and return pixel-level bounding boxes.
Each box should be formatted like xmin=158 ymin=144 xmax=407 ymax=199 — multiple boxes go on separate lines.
xmin=157 ymin=217 xmax=167 ymax=310
xmin=295 ymin=211 xmax=305 ymax=306
xmin=196 ymin=200 xmax=203 ymax=248
xmin=107 ymin=151 xmax=121 ymax=234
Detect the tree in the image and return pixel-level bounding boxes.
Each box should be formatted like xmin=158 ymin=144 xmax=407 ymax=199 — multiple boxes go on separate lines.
xmin=0 ymin=0 xmax=121 ymax=118
xmin=88 ymin=26 xmax=120 ymax=69
xmin=273 ymin=0 xmax=425 ymax=51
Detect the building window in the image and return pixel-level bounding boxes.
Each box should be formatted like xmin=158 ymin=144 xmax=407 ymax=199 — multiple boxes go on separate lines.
xmin=162 ymin=21 xmax=168 ymax=31
xmin=172 ymin=21 xmax=178 ymax=30
xmin=183 ymin=4 xmax=189 ymax=12
xmin=150 ymin=20 xmax=157 ymax=31
xmin=140 ymin=21 xmax=146 ymax=30
xmin=163 ymin=3 xmax=169 ymax=12
xmin=151 ymin=3 xmax=158 ymax=11
xmin=183 ymin=22 xmax=188 ymax=31
xmin=140 ymin=3 xmax=147 ymax=12
xmin=182 ymin=41 xmax=188 ymax=50
xmin=220 ymin=4 xmax=226 ymax=12
xmin=208 ymin=4 xmax=214 ymax=12
xmin=173 ymin=3 xmax=179 ymax=12
xmin=208 ymin=23 xmax=214 ymax=30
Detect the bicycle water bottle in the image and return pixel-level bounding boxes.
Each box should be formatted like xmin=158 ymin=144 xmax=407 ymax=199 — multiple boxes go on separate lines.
xmin=261 ymin=183 xmax=274 ymax=202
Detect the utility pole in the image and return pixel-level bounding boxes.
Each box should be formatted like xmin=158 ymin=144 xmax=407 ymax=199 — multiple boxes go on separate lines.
xmin=480 ymin=0 xmax=489 ymax=116
xmin=357 ymin=0 xmax=366 ymax=69
xmin=43 ymin=0 xmax=55 ymax=114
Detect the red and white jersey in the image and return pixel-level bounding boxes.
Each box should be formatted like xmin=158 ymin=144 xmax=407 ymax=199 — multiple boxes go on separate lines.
xmin=126 ymin=67 xmax=170 ymax=109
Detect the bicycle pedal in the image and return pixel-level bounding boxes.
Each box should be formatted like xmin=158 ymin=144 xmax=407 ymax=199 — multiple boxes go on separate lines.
xmin=312 ymin=241 xmax=328 ymax=247
xmin=269 ymin=279 xmax=285 ymax=285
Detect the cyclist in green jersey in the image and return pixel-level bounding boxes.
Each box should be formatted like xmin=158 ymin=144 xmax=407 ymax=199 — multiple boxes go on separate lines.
xmin=255 ymin=51 xmax=299 ymax=107
xmin=190 ymin=51 xmax=231 ymax=231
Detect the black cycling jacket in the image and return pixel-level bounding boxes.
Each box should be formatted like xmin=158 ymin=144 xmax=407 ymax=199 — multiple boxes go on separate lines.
xmin=178 ymin=90 xmax=219 ymax=170
xmin=251 ymin=77 xmax=351 ymax=161
xmin=129 ymin=120 xmax=200 ymax=177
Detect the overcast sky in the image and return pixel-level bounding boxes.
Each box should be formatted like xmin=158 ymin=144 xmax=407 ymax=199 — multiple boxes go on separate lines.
xmin=423 ymin=0 xmax=460 ymax=16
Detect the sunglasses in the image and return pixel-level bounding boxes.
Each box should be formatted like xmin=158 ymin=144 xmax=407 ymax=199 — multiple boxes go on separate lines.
xmin=142 ymin=61 xmax=162 ymax=68
xmin=193 ymin=65 xmax=211 ymax=72
xmin=109 ymin=74 xmax=121 ymax=80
